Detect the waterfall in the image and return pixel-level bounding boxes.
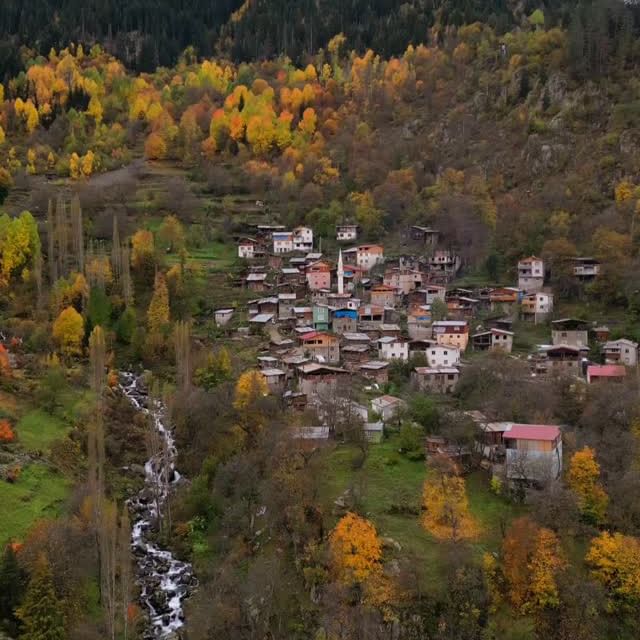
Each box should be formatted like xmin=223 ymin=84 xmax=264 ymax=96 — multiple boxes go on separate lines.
xmin=120 ymin=372 xmax=195 ymax=639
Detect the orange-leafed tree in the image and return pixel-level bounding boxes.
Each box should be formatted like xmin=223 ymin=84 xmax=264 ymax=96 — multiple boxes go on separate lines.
xmin=233 ymin=369 xmax=268 ymax=410
xmin=131 ymin=229 xmax=155 ymax=273
xmin=144 ymin=132 xmax=167 ymax=160
xmin=0 ymin=419 xmax=15 ymax=443
xmin=567 ymin=447 xmax=608 ymax=524
xmin=52 ymin=306 xmax=84 ymax=356
xmin=329 ymin=512 xmax=382 ymax=584
xmin=0 ymin=344 xmax=11 ymax=376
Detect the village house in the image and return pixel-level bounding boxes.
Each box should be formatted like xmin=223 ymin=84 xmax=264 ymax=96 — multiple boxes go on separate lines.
xmin=409 ymin=225 xmax=439 ymax=249
xmin=428 ymin=250 xmax=461 ymax=281
xmin=412 ymin=366 xmax=460 ymax=394
xmin=446 ymin=295 xmax=480 ymax=320
xmin=291 ymin=425 xmax=330 ymax=440
xmin=377 ymin=336 xmax=409 ymax=361
xmin=299 ymin=331 xmax=341 ymax=364
xmin=297 ymin=363 xmax=349 ymax=396
xmin=332 ymin=308 xmax=358 ymax=334
xmin=281 ymin=354 xmax=310 ymax=377
xmin=249 ymin=313 xmax=275 ymax=328
xmin=336 ymin=224 xmax=359 ymax=242
xmin=293 ymin=306 xmax=313 ymax=326
xmin=273 ymin=231 xmax=294 ymax=253
xmin=342 ymin=332 xmax=371 ymax=346
xmin=573 ymin=257 xmax=600 ymax=281
xmin=313 ymin=305 xmax=331 ymax=331
xmin=214 ymin=308 xmax=234 ymax=326
xmin=407 ymin=305 xmax=432 ymax=339
xmin=278 ymin=293 xmax=297 ymax=320
xmin=358 ymin=304 xmax=384 ymax=325
xmin=245 ymin=272 xmax=268 ymax=292
xmin=544 ymin=344 xmax=584 ymax=375
xmin=341 ymin=343 xmax=372 ymax=369
xmin=503 ymin=424 xmax=563 ymax=483
xmin=280 ymin=267 xmax=304 ymax=285
xmin=521 ymin=291 xmax=554 ymax=323
xmin=518 ymin=256 xmax=545 ymax=292
xmin=551 ymin=318 xmax=590 ymax=348
xmin=587 ymin=364 xmax=627 ymax=384
xmin=432 ymin=320 xmax=469 ymax=351
xmin=257 ymin=355 xmax=280 ymax=369
xmin=359 ymin=360 xmax=389 ymax=385
xmin=371 ymin=395 xmax=405 ymax=422
xmin=260 ymin=368 xmax=287 ymax=394
xmin=488 ymin=287 xmax=520 ymax=313
xmin=408 ymin=338 xmax=431 ymax=359
xmin=603 ymin=338 xmax=638 ymax=367
xmin=378 ymin=323 xmax=402 ymax=338
xmin=383 ymin=267 xmax=424 ymax=294
xmin=471 ymin=328 xmax=514 ymax=353
xmin=370 ymin=284 xmax=398 ymax=308
xmin=487 ymin=316 xmax=514 ymax=332
xmin=237 ymin=237 xmax=264 ymax=259
xmin=306 ymin=261 xmax=332 ymax=291
xmin=426 ymin=343 xmax=461 ymax=367
xmin=293 ymin=226 xmax=314 ymax=252
xmin=344 ymin=244 xmax=385 ymax=271
xmin=250 ymin=297 xmax=278 ymax=316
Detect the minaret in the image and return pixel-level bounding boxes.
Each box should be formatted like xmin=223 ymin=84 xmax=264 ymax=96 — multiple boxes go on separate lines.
xmin=337 ymin=249 xmax=344 ymax=295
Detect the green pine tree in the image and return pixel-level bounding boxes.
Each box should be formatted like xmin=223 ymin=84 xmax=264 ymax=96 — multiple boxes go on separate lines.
xmin=16 ymin=554 xmax=65 ymax=640
xmin=0 ymin=544 xmax=27 ymax=635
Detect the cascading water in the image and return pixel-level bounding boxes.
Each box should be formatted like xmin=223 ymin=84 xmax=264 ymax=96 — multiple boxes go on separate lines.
xmin=120 ymin=372 xmax=195 ymax=639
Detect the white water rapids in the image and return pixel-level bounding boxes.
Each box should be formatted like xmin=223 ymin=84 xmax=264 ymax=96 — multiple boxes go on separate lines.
xmin=120 ymin=372 xmax=195 ymax=639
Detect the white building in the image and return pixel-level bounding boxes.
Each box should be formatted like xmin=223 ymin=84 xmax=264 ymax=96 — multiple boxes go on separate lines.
xmin=238 ymin=237 xmax=258 ymax=259
xmin=503 ymin=423 xmax=563 ymax=483
xmin=214 ymin=308 xmax=234 ymax=326
xmin=371 ymin=395 xmax=405 ymax=422
xmin=426 ymin=344 xmax=461 ymax=368
xmin=377 ymin=336 xmax=409 ymax=361
xmin=293 ymin=226 xmax=314 ymax=252
xmin=603 ymin=339 xmax=638 ymax=367
xmin=344 ymin=245 xmax=385 ymax=271
xmin=273 ymin=231 xmax=294 ymax=254
xmin=518 ymin=256 xmax=545 ymax=293
xmin=336 ymin=224 xmax=359 ymax=242
xmin=521 ymin=291 xmax=553 ymax=322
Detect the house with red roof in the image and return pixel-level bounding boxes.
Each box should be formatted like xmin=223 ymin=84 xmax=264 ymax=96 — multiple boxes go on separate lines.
xmin=503 ymin=423 xmax=562 ymax=483
xmin=586 ymin=364 xmax=627 ymax=384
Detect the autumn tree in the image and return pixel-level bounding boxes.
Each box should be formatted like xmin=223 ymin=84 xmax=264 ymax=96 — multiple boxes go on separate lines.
xmin=567 ymin=447 xmax=608 ymax=524
xmin=195 ymin=348 xmax=232 ymax=389
xmin=422 ymin=472 xmax=478 ymax=540
xmin=147 ymin=273 xmax=170 ymax=333
xmin=502 ymin=516 xmax=565 ymax=613
xmin=0 ymin=419 xmax=16 ymax=442
xmin=131 ymin=229 xmax=155 ymax=278
xmin=586 ymin=531 xmax=640 ymax=610
xmin=52 ymin=306 xmax=84 ymax=356
xmin=145 ymin=132 xmax=167 ymax=159
xmin=0 ymin=344 xmax=11 ymax=377
xmin=329 ymin=512 xmax=382 ymax=584
xmin=233 ymin=369 xmax=268 ymax=445
xmin=157 ymin=214 xmax=186 ymax=253
xmin=16 ymin=554 xmax=65 ymax=640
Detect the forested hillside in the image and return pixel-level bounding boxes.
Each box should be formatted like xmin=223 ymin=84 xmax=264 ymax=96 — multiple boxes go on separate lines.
xmin=3 ymin=3 xmax=640 ymax=640
xmin=0 ymin=0 xmax=615 ymax=74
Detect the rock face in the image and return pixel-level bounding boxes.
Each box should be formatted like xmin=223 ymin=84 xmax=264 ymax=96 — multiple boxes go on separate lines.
xmin=120 ymin=373 xmax=196 ymax=639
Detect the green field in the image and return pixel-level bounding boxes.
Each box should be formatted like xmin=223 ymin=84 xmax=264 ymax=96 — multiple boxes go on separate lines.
xmin=320 ymin=436 xmax=525 ymax=590
xmin=0 ymin=464 xmax=70 ymax=544
xmin=16 ymin=410 xmax=69 ymax=453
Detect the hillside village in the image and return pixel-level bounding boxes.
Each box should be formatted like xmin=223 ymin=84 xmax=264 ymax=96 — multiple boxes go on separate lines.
xmin=219 ymin=220 xmax=635 ymax=489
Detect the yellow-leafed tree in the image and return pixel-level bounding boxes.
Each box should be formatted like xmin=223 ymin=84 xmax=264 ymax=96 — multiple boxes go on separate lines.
xmin=147 ymin=273 xmax=169 ymax=333
xmin=53 ymin=305 xmax=84 ymax=356
xmin=422 ymin=473 xmax=478 ymax=541
xmin=586 ymin=531 xmax=640 ymax=610
xmin=329 ymin=512 xmax=382 ymax=584
xmin=567 ymin=447 xmax=608 ymax=524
